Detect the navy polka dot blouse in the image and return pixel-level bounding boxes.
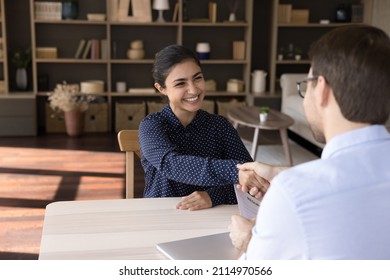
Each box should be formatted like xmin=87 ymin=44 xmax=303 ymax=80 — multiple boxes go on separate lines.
xmin=139 ymin=105 xmax=253 ymax=207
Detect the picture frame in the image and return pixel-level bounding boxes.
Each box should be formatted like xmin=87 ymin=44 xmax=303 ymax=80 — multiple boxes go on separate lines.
xmin=111 ymin=0 xmax=152 ymax=23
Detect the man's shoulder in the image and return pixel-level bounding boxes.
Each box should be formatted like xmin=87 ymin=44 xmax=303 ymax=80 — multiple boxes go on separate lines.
xmin=271 ymin=159 xmax=332 ymax=203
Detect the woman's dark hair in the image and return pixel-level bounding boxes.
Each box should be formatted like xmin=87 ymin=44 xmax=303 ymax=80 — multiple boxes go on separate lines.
xmin=152 ymin=44 xmax=201 ymax=88
xmin=309 ymin=24 xmax=390 ymax=124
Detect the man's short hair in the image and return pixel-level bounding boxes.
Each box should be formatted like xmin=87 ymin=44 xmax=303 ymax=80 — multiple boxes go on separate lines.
xmin=309 ymin=25 xmax=390 ymax=124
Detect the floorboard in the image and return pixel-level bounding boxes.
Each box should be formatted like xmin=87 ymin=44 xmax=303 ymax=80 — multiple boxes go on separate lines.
xmin=0 ymin=133 xmax=145 ymax=260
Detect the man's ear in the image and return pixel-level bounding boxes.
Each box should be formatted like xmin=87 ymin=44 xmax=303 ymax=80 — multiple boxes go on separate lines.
xmin=154 ymin=83 xmax=166 ymax=95
xmin=316 ymin=75 xmax=330 ymax=107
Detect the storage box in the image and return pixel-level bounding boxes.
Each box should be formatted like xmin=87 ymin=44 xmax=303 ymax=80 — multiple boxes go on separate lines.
xmin=45 ymin=104 xmax=66 ymax=133
xmin=84 ymin=103 xmax=108 ymax=132
xmin=278 ymin=4 xmax=292 ymax=23
xmin=36 ymin=47 xmax=58 ymax=59
xmin=290 ymin=9 xmax=309 ymax=24
xmin=232 ymin=41 xmax=246 ymax=60
xmin=202 ymin=99 xmax=215 ymax=114
xmin=205 ymin=79 xmax=216 ymax=92
xmin=80 ymin=80 xmax=104 ymax=93
xmin=227 ymin=79 xmax=244 ymax=93
xmin=147 ymin=101 xmax=166 ymax=115
xmin=0 ymin=80 xmax=5 ymax=94
xmin=115 ymin=102 xmax=145 ymax=132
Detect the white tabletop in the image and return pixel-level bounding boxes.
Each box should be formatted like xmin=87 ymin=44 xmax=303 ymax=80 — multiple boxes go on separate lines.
xmin=39 ymin=197 xmax=239 ymax=260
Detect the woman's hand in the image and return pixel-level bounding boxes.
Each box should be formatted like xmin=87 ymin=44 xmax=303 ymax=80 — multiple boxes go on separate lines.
xmin=237 ymin=162 xmax=288 ymax=199
xmin=176 ymin=191 xmax=212 ymax=211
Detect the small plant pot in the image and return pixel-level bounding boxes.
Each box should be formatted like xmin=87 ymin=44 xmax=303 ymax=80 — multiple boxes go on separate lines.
xmin=277 ymin=54 xmax=284 ymax=60
xmin=259 ymin=112 xmax=268 ymax=123
xmin=295 ymin=54 xmax=302 ymax=61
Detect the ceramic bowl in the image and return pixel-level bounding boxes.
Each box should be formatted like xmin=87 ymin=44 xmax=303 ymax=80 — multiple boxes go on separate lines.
xmin=127 ymin=49 xmax=145 ymax=60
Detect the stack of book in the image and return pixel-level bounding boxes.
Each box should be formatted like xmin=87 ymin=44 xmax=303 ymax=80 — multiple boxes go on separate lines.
xmin=74 ymin=39 xmax=108 ymax=59
xmin=34 ymin=1 xmax=62 ymax=20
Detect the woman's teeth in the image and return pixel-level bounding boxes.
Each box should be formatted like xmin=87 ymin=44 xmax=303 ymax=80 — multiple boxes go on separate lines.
xmin=185 ymin=96 xmax=199 ymax=102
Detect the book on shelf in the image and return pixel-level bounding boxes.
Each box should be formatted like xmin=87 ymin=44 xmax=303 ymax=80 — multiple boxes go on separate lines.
xmin=90 ymin=39 xmax=100 ymax=59
xmin=74 ymin=39 xmax=86 ymax=59
xmin=82 ymin=40 xmax=92 ymax=59
xmin=34 ymin=2 xmax=62 ymax=20
xmin=208 ymin=1 xmax=217 ymax=23
xmin=100 ymin=39 xmax=108 ymax=60
xmin=172 ymin=2 xmax=179 ymax=22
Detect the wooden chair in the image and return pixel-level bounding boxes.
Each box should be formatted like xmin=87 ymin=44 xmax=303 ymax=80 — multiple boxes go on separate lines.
xmin=117 ymin=130 xmax=141 ymax=199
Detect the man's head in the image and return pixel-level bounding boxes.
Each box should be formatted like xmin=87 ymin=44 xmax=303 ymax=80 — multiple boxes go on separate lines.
xmin=304 ymin=25 xmax=390 ymax=143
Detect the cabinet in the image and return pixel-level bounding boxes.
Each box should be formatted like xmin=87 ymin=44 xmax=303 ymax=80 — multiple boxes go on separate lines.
xmin=29 ymin=0 xmax=253 ymax=133
xmin=269 ymin=0 xmax=368 ymax=94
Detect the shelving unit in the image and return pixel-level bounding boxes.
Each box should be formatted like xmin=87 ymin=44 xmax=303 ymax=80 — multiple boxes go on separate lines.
xmin=0 ymin=0 xmax=8 ymax=94
xmin=28 ymin=0 xmax=253 ymax=133
xmin=0 ymin=0 xmax=36 ymax=136
xmin=268 ymin=0 xmax=368 ymax=95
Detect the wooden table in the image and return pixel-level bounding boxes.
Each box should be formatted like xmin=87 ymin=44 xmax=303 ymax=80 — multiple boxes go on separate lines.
xmin=228 ymin=106 xmax=294 ymax=165
xmin=39 ymin=198 xmax=239 ymax=260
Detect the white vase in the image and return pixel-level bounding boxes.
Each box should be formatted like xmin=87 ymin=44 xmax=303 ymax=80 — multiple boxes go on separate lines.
xmin=16 ymin=68 xmax=28 ymax=91
xmin=259 ymin=113 xmax=268 ymax=123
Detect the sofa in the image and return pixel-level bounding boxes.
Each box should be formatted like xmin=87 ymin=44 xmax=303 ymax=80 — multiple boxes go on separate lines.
xmin=280 ymin=73 xmax=390 ymax=149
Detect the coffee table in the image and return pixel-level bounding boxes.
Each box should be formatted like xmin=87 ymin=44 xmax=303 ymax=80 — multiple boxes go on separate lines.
xmin=227 ymin=106 xmax=294 ymax=165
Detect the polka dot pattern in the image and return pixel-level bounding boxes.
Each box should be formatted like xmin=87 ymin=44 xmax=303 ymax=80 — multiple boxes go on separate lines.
xmin=139 ymin=105 xmax=253 ymax=206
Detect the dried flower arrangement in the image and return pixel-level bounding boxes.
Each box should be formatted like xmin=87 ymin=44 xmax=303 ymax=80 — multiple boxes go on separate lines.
xmin=48 ymin=81 xmax=95 ymax=112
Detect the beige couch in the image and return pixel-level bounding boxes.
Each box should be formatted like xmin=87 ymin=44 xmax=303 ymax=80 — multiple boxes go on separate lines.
xmin=281 ymin=73 xmax=390 ymax=149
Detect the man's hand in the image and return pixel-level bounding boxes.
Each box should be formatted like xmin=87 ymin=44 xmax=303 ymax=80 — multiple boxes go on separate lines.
xmin=238 ymin=169 xmax=270 ymax=199
xmin=176 ymin=191 xmax=212 ymax=211
xmin=228 ymin=214 xmax=256 ymax=253
xmin=237 ymin=162 xmax=288 ymax=199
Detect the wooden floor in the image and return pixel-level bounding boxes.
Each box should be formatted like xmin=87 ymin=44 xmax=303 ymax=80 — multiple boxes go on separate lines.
xmin=0 ymin=133 xmax=145 ymax=260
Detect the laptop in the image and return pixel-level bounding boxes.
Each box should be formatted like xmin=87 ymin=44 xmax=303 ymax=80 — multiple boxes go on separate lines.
xmin=156 ymin=232 xmax=240 ymax=260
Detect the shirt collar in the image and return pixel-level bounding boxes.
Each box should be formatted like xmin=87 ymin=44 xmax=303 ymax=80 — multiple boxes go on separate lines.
xmin=322 ymin=125 xmax=390 ymax=159
xmin=162 ymin=104 xmax=208 ymax=129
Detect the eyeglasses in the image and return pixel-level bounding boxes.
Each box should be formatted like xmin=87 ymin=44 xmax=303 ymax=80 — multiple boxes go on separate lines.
xmin=296 ymin=76 xmax=318 ymax=98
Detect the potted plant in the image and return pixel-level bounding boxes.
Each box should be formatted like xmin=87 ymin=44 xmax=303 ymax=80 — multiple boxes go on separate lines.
xmin=259 ymin=106 xmax=269 ymax=123
xmin=11 ymin=47 xmax=32 ymax=91
xmin=48 ymin=81 xmax=95 ymax=136
xmin=294 ymin=47 xmax=303 ymax=61
xmin=277 ymin=46 xmax=285 ymax=60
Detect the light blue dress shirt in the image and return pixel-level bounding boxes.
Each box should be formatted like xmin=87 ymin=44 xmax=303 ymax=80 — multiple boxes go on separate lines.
xmin=245 ymin=125 xmax=390 ymax=259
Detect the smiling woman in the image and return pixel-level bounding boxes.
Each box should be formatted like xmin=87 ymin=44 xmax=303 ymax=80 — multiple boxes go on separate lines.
xmin=138 ymin=45 xmax=254 ymax=211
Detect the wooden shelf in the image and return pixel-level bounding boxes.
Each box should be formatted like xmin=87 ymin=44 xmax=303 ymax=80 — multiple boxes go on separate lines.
xmin=269 ymin=0 xmax=370 ymax=94
xmin=28 ymin=0 xmax=253 ymax=133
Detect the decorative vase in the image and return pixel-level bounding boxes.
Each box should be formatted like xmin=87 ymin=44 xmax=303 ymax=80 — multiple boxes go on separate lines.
xmin=259 ymin=112 xmax=268 ymax=123
xmin=229 ymin=12 xmax=236 ymax=22
xmin=64 ymin=110 xmax=84 ymax=137
xmin=62 ymin=1 xmax=79 ymax=20
xmin=16 ymin=68 xmax=28 ymax=91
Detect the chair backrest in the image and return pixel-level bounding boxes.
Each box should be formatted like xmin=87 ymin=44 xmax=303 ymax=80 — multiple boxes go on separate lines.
xmin=117 ymin=130 xmax=141 ymax=199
